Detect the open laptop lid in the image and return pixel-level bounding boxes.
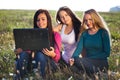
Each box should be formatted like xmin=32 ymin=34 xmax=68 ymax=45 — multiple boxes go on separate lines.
xmin=13 ymin=28 xmax=50 ymax=51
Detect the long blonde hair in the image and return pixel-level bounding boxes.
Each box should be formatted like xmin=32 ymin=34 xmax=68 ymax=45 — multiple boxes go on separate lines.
xmin=82 ymin=9 xmax=112 ymax=45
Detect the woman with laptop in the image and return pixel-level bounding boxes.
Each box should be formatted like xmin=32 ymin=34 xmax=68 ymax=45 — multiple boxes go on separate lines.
xmin=14 ymin=9 xmax=61 ymax=79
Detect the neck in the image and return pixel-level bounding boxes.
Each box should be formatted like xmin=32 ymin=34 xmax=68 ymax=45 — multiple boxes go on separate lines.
xmin=88 ymin=27 xmax=99 ymax=35
xmin=66 ymin=22 xmax=73 ymax=28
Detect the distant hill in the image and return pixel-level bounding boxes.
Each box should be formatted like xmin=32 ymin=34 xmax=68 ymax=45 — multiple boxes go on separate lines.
xmin=109 ymin=6 xmax=120 ymax=12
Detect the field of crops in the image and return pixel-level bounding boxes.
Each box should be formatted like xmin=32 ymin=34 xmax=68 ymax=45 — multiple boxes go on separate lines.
xmin=0 ymin=10 xmax=120 ymax=79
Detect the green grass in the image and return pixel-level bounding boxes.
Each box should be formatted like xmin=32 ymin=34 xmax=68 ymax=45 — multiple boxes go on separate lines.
xmin=0 ymin=9 xmax=120 ymax=79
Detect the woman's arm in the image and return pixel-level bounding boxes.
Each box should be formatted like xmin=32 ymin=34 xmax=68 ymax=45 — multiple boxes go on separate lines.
xmin=102 ymin=30 xmax=111 ymax=57
xmin=94 ymin=30 xmax=111 ymax=58
xmin=53 ymin=32 xmax=62 ymax=62
xmin=42 ymin=32 xmax=61 ymax=62
xmin=72 ymin=34 xmax=84 ymax=58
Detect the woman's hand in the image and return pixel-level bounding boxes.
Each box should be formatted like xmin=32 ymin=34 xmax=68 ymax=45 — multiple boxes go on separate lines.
xmin=42 ymin=47 xmax=56 ymax=58
xmin=14 ymin=48 xmax=23 ymax=54
xmin=69 ymin=58 xmax=74 ymax=66
xmin=53 ymin=24 xmax=62 ymax=32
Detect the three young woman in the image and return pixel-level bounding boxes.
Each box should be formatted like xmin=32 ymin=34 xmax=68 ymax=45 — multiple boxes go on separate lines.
xmin=15 ymin=7 xmax=111 ymax=79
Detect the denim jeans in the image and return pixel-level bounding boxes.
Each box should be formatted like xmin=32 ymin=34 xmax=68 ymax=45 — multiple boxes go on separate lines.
xmin=74 ymin=57 xmax=108 ymax=74
xmin=16 ymin=51 xmax=29 ymax=78
xmin=34 ymin=52 xmax=47 ymax=77
xmin=34 ymin=51 xmax=58 ymax=78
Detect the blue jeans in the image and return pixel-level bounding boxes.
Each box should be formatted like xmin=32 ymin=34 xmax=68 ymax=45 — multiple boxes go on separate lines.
xmin=34 ymin=51 xmax=58 ymax=78
xmin=74 ymin=57 xmax=108 ymax=74
xmin=34 ymin=52 xmax=47 ymax=77
xmin=16 ymin=52 xmax=29 ymax=78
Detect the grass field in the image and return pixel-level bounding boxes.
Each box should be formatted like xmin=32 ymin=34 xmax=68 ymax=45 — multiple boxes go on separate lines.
xmin=0 ymin=9 xmax=120 ymax=79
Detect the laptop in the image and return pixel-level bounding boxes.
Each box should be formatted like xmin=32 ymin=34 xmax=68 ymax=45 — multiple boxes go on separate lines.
xmin=13 ymin=28 xmax=50 ymax=51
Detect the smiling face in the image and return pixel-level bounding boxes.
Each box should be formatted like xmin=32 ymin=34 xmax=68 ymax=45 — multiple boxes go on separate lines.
xmin=36 ymin=13 xmax=47 ymax=28
xmin=84 ymin=14 xmax=93 ymax=29
xmin=59 ymin=10 xmax=72 ymax=25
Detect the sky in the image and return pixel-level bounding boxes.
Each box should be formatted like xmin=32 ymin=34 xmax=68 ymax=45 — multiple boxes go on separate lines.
xmin=0 ymin=0 xmax=120 ymax=12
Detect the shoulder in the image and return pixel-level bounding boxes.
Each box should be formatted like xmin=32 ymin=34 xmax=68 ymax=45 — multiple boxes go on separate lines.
xmin=53 ymin=31 xmax=61 ymax=38
xmin=81 ymin=30 xmax=88 ymax=36
xmin=99 ymin=28 xmax=108 ymax=35
xmin=99 ymin=28 xmax=106 ymax=32
xmin=53 ymin=31 xmax=61 ymax=45
xmin=54 ymin=31 xmax=60 ymax=35
xmin=98 ymin=29 xmax=109 ymax=39
xmin=53 ymin=24 xmax=63 ymax=32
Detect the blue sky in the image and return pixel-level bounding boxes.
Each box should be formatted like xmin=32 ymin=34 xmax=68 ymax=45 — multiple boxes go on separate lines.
xmin=0 ymin=0 xmax=120 ymax=12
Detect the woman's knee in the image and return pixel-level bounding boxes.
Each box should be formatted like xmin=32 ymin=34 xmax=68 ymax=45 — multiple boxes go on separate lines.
xmin=74 ymin=57 xmax=82 ymax=64
xmin=20 ymin=52 xmax=29 ymax=60
xmin=36 ymin=52 xmax=46 ymax=62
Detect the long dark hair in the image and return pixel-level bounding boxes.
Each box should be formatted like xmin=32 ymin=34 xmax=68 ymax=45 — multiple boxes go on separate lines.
xmin=56 ymin=6 xmax=81 ymax=41
xmin=33 ymin=9 xmax=54 ymax=46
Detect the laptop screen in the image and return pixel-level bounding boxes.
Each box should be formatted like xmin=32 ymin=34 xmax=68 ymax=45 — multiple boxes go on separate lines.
xmin=13 ymin=28 xmax=50 ymax=51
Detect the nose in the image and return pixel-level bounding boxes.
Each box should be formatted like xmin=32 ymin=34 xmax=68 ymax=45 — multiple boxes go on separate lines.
xmin=85 ymin=20 xmax=88 ymax=25
xmin=62 ymin=16 xmax=66 ymax=20
xmin=86 ymin=20 xmax=89 ymax=23
xmin=38 ymin=20 xmax=43 ymax=24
